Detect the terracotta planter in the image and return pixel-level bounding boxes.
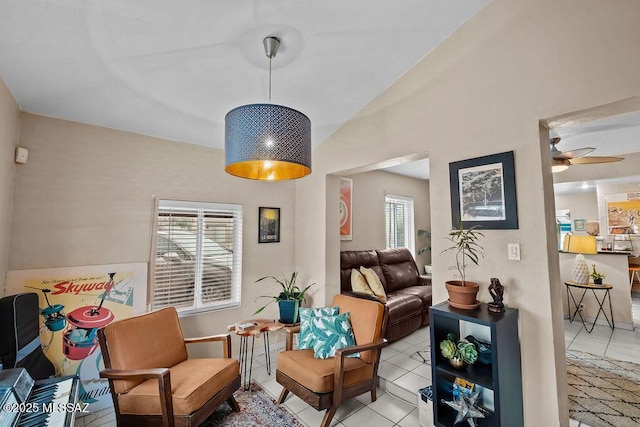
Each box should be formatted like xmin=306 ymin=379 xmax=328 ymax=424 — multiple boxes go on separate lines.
xmin=445 ymin=280 xmax=480 ymax=309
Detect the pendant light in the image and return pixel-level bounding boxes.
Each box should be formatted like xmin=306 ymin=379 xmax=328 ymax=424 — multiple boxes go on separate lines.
xmin=225 ymin=36 xmax=311 ymax=180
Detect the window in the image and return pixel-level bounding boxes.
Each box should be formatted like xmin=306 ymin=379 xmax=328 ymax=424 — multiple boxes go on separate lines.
xmin=152 ymin=200 xmax=243 ymax=315
xmin=385 ymin=195 xmax=415 ymax=256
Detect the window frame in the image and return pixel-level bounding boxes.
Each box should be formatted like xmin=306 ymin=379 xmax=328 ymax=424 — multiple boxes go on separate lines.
xmin=150 ymin=199 xmax=243 ymax=316
xmin=385 ymin=194 xmax=416 ymax=257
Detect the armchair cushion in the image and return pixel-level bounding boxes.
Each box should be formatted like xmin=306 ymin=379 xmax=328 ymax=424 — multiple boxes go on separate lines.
xmin=277 ymin=349 xmax=374 ymax=394
xmin=298 ymin=306 xmax=339 ymax=350
xmin=311 ymin=312 xmax=358 ymax=359
xmin=118 ymin=358 xmax=239 ymax=416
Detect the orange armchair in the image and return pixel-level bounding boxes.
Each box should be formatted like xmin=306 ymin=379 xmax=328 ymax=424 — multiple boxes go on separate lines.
xmin=276 ymin=294 xmax=388 ymax=427
xmin=98 ymin=307 xmax=241 ymax=427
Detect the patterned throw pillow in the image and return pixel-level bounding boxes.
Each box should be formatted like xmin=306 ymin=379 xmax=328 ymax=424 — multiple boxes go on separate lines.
xmin=297 ymin=306 xmax=340 ymax=350
xmin=351 ymin=268 xmax=375 ymax=295
xmin=360 ymin=266 xmax=387 ymax=303
xmin=311 ymin=312 xmax=359 ymax=359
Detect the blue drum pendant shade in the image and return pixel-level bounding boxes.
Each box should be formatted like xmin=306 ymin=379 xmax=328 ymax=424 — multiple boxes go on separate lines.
xmin=225 ymin=103 xmax=311 ymax=180
xmin=224 ymin=36 xmax=312 ymax=181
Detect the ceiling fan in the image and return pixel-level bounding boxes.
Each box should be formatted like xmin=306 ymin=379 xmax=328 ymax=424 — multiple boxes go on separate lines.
xmin=550 ymin=137 xmax=624 ymax=173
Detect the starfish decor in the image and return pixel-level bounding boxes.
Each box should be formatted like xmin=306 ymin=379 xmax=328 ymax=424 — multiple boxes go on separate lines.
xmin=442 ymin=390 xmax=485 ymax=427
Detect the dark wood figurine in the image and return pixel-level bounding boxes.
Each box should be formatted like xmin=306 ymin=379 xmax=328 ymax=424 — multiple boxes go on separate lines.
xmin=488 ymin=277 xmax=505 ymax=313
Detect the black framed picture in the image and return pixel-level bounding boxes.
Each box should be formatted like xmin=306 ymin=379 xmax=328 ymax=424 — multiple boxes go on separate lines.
xmin=449 ymin=151 xmax=518 ymax=230
xmin=258 ymin=207 xmax=280 ymax=243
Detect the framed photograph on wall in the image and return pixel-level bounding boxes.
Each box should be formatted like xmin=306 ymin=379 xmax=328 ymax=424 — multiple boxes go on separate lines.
xmin=258 ymin=207 xmax=280 ymax=243
xmin=573 ymin=219 xmax=586 ymax=231
xmin=449 ymin=151 xmax=518 ymax=229
xmin=340 ymin=177 xmax=353 ymax=241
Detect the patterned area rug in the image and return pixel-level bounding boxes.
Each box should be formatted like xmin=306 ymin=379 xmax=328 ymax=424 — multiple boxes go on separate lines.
xmin=567 ymin=350 xmax=640 ymax=427
xmin=203 ymin=382 xmax=304 ymax=427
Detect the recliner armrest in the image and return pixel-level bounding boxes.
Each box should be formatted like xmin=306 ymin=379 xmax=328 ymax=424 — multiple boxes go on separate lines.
xmin=418 ymin=276 xmax=432 ymax=286
xmin=184 ymin=333 xmax=232 ymax=358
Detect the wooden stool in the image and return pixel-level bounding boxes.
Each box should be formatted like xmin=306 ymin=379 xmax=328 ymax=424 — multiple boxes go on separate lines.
xmin=630 ymin=264 xmax=640 ymax=292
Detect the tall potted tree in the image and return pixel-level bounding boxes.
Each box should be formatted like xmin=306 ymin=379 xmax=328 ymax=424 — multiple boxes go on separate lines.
xmin=254 ymin=272 xmax=314 ymax=324
xmin=442 ymin=218 xmax=485 ymax=309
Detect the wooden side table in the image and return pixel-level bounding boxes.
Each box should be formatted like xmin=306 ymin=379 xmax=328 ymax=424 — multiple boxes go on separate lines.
xmin=564 ymin=281 xmax=614 ymax=333
xmin=228 ymin=319 xmax=284 ymax=390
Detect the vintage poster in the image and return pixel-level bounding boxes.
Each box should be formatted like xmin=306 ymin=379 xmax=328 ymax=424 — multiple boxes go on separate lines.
xmin=6 ymin=263 xmax=147 ymax=413
xmin=339 ymin=177 xmax=353 ymax=241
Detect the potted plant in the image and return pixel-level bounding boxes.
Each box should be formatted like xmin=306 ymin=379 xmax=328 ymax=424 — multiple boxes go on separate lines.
xmin=590 ymin=264 xmax=605 ymax=285
xmin=441 ymin=218 xmax=484 ymax=309
xmin=253 ymin=272 xmax=314 ymax=324
xmin=439 ymin=332 xmax=478 ymax=369
xmin=417 ymin=229 xmax=432 ymax=275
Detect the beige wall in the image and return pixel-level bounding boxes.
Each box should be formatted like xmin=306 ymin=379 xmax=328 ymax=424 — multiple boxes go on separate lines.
xmin=339 ymin=170 xmax=431 ymax=268
xmin=10 ymin=114 xmax=297 ymax=354
xmin=0 ymin=77 xmax=20 ymax=296
xmin=295 ymin=1 xmax=640 ymax=425
xmin=555 ymin=190 xmax=599 ymax=235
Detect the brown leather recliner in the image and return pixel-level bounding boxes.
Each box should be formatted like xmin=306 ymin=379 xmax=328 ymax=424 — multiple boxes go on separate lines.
xmin=340 ymin=247 xmax=432 ymax=342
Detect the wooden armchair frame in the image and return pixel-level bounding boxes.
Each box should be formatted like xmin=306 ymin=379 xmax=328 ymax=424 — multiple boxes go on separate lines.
xmin=98 ymin=330 xmax=240 ymax=427
xmin=276 ymin=302 xmax=388 ymax=427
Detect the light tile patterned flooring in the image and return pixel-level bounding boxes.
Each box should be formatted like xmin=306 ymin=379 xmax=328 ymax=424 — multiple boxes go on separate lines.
xmin=79 ymin=296 xmax=640 ymax=427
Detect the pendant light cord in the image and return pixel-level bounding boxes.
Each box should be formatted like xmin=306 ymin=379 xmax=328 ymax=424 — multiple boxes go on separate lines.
xmin=268 ymin=55 xmax=272 ymax=102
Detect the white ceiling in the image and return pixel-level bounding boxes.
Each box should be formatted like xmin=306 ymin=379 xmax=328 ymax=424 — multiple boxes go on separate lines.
xmin=551 ymin=110 xmax=640 ymax=194
xmin=0 ymin=0 xmax=491 ymax=149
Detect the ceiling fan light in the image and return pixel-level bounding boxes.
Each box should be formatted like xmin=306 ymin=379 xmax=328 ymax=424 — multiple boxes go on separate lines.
xmin=551 ymin=159 xmax=570 ymax=173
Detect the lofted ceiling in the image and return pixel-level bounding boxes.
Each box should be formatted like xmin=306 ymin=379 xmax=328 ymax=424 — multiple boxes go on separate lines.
xmin=0 ymin=0 xmax=491 ymax=150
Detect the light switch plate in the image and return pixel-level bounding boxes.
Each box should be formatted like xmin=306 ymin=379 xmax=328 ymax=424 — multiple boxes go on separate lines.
xmin=508 ymin=243 xmax=520 ymax=261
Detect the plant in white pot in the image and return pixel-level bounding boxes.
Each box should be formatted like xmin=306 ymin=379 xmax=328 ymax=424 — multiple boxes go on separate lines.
xmin=253 ymin=272 xmax=314 ymax=324
xmin=442 ymin=218 xmax=485 ymax=309
xmin=417 ymin=229 xmax=432 ymax=275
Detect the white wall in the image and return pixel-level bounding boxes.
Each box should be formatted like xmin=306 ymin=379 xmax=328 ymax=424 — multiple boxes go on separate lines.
xmin=294 ymin=1 xmax=640 ymax=425
xmin=0 ymin=77 xmax=20 ymax=296
xmin=339 ymin=170 xmax=431 ymax=268
xmin=10 ymin=113 xmax=297 ymax=354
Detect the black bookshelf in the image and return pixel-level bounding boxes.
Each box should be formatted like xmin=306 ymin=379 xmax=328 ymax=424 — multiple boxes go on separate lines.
xmin=429 ymin=301 xmax=523 ymax=427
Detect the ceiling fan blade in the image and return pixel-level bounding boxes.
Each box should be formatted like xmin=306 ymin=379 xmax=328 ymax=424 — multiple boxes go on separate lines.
xmin=569 ymin=156 xmax=624 ymax=165
xmin=556 ymin=147 xmax=595 ymax=159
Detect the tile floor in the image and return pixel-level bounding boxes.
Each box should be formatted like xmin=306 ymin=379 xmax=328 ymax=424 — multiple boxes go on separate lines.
xmin=79 ymin=297 xmax=640 ymax=427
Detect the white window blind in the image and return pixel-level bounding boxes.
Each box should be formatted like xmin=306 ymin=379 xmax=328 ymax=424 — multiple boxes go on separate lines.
xmin=385 ymin=195 xmax=415 ymax=256
xmin=152 ymin=200 xmax=242 ymax=315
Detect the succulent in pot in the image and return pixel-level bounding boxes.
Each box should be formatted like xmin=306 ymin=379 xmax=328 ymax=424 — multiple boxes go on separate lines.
xmin=440 ymin=332 xmax=478 ymax=369
xmin=589 ymin=264 xmax=605 ymax=285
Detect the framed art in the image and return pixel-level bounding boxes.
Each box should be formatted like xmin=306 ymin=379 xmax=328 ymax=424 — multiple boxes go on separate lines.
xmin=573 ymin=219 xmax=586 ymax=231
xmin=606 ymin=192 xmax=640 ymax=235
xmin=449 ymin=151 xmax=518 ymax=230
xmin=258 ymin=207 xmax=280 ymax=243
xmin=339 ymin=177 xmax=353 ymax=241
